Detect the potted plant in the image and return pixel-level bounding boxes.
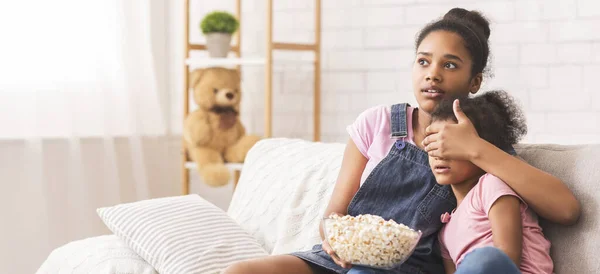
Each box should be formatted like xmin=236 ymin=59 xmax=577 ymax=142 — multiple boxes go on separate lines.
xmin=200 ymin=11 xmax=239 ymax=58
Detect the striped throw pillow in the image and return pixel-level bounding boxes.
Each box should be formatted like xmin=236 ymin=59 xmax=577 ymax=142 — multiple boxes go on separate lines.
xmin=97 ymin=194 xmax=268 ymax=274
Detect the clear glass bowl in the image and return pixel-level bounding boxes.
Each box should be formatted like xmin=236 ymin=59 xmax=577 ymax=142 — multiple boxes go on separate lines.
xmin=321 ymin=215 xmax=422 ymax=270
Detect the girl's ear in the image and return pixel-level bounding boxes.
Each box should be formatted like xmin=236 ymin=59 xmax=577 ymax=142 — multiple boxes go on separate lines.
xmin=470 ymin=73 xmax=483 ymax=94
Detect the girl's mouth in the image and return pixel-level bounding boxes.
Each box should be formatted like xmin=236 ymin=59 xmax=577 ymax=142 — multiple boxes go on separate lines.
xmin=434 ymin=166 xmax=451 ymax=174
xmin=421 ymin=87 xmax=445 ymax=98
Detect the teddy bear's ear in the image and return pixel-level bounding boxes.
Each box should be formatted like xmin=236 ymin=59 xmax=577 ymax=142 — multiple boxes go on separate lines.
xmin=189 ymin=69 xmax=204 ymax=87
xmin=230 ymin=68 xmax=241 ymax=83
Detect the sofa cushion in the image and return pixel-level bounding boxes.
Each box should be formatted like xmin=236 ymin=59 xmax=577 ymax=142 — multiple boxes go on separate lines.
xmin=97 ymin=194 xmax=268 ymax=274
xmin=227 ymin=138 xmax=345 ymax=254
xmin=515 ymin=143 xmax=600 ymax=274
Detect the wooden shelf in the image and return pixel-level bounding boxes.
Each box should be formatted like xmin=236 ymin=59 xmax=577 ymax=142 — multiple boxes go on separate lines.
xmin=182 ymin=0 xmax=321 ymax=195
xmin=186 ymin=57 xmax=265 ymax=67
xmin=184 ymin=161 xmax=244 ymax=172
xmin=185 ymin=56 xmax=316 ymax=67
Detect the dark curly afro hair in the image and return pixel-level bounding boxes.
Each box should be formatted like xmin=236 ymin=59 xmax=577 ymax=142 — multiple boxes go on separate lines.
xmin=431 ymin=90 xmax=528 ymax=151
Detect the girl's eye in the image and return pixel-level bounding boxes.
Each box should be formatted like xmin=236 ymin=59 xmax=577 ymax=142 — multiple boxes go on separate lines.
xmin=213 ymin=88 xmax=218 ymax=93
xmin=418 ymin=59 xmax=429 ymax=66
xmin=445 ymin=62 xmax=457 ymax=69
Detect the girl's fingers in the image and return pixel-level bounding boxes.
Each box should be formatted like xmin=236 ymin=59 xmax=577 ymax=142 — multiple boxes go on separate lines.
xmin=422 ymin=133 xmax=441 ymax=147
xmin=323 ymin=242 xmax=345 ymax=268
xmin=424 ymin=141 xmax=440 ymax=153
xmin=427 ymin=148 xmax=442 ymax=158
xmin=331 ymin=252 xmax=348 ymax=268
xmin=422 ymin=136 xmax=429 ymax=147
xmin=453 ymin=99 xmax=470 ymax=124
xmin=425 ymin=123 xmax=442 ymax=135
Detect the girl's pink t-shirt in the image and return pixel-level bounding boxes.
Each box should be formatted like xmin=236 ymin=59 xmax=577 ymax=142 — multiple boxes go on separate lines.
xmin=346 ymin=105 xmax=416 ymax=186
xmin=439 ymin=173 xmax=554 ymax=274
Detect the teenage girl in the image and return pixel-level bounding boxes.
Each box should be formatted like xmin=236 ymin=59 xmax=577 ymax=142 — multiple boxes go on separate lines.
xmin=224 ymin=7 xmax=579 ymax=274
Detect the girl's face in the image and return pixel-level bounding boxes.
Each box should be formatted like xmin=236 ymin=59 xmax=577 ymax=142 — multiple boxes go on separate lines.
xmin=412 ymin=30 xmax=482 ymax=114
xmin=428 ymin=119 xmax=484 ymax=185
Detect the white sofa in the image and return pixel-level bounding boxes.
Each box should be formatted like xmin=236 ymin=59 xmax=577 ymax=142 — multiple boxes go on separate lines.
xmin=37 ymin=138 xmax=600 ymax=274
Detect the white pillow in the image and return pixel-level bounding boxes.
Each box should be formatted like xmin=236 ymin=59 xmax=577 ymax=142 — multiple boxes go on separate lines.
xmin=36 ymin=235 xmax=158 ymax=274
xmin=97 ymin=194 xmax=268 ymax=274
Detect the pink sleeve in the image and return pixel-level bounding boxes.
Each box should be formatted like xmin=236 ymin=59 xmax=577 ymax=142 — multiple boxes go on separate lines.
xmin=478 ymin=174 xmax=527 ymax=216
xmin=345 ymin=105 xmax=385 ymax=159
xmin=438 ymin=228 xmax=451 ymax=260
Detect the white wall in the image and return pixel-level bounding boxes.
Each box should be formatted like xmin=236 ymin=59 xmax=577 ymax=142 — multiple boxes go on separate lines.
xmin=163 ymin=0 xmax=600 ymax=145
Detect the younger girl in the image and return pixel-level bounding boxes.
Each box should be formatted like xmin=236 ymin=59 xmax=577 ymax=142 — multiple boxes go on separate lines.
xmin=429 ymin=91 xmax=553 ymax=274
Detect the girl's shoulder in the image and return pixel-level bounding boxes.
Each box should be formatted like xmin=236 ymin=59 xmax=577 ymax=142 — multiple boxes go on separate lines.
xmin=347 ymin=103 xmax=414 ymax=158
xmin=349 ymin=105 xmax=391 ymax=137
xmin=355 ymin=104 xmax=390 ymax=121
xmin=474 ymin=173 xmax=525 ymax=214
xmin=353 ymin=103 xmax=415 ymax=126
xmin=475 ymin=173 xmax=512 ymax=196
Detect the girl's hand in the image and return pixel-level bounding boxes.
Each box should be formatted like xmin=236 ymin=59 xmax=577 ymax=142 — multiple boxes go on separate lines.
xmin=322 ymin=239 xmax=351 ymax=269
xmin=422 ymin=99 xmax=481 ymax=160
xmin=320 ymin=213 xmax=351 ymax=268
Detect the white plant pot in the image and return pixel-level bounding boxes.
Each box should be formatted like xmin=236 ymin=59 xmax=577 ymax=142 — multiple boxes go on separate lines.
xmin=205 ymin=33 xmax=232 ymax=58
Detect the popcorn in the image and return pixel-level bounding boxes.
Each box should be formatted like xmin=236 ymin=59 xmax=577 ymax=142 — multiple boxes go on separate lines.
xmin=323 ymin=214 xmax=421 ymax=269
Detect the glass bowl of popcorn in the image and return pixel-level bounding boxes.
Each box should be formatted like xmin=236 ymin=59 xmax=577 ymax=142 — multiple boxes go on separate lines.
xmin=322 ymin=214 xmax=422 ymax=270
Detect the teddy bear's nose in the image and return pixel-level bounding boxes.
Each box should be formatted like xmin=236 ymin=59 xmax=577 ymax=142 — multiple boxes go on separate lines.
xmin=226 ymin=92 xmax=234 ymax=100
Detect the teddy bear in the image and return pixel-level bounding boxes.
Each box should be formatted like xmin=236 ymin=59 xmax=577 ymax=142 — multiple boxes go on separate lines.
xmin=183 ymin=67 xmax=261 ymax=187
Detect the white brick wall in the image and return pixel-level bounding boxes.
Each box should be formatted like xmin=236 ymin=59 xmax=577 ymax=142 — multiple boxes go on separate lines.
xmin=494 ymin=22 xmax=548 ymax=44
xmin=170 ymin=0 xmax=600 ymax=145
xmin=579 ymin=0 xmax=600 ymax=17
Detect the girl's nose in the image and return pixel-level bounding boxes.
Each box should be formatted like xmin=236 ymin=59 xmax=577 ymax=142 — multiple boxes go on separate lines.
xmin=425 ymin=67 xmax=442 ymax=83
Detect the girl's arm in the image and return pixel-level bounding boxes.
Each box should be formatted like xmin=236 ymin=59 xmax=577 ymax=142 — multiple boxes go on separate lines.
xmin=423 ymin=100 xmax=581 ymax=225
xmin=319 ymin=138 xmax=367 ymax=240
xmin=489 ymin=195 xmax=523 ymax=266
xmin=443 ymin=259 xmax=456 ymax=274
xmin=470 ymin=139 xmax=580 ymax=225
xmin=440 ymin=240 xmax=455 ymax=274
xmin=319 ymin=139 xmax=367 ymax=269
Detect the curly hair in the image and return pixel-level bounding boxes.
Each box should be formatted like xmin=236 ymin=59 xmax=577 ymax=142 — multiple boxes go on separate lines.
xmin=416 ymin=7 xmax=492 ymax=78
xmin=430 ymin=90 xmax=528 ymax=150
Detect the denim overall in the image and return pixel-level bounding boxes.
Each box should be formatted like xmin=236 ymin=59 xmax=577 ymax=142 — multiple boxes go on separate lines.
xmin=291 ymin=103 xmax=457 ymax=274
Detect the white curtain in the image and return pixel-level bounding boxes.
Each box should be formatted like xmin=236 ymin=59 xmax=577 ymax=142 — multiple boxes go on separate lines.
xmin=0 ymin=1 xmax=173 ymax=273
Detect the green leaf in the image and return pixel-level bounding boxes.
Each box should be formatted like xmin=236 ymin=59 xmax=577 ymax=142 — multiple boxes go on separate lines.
xmin=200 ymin=11 xmax=239 ymax=34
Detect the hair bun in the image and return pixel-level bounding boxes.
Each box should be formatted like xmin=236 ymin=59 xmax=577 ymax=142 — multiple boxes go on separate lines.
xmin=443 ymin=7 xmax=491 ymax=40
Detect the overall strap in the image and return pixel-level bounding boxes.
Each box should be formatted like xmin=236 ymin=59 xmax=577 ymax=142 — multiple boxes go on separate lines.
xmin=391 ymin=103 xmax=410 ymax=138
